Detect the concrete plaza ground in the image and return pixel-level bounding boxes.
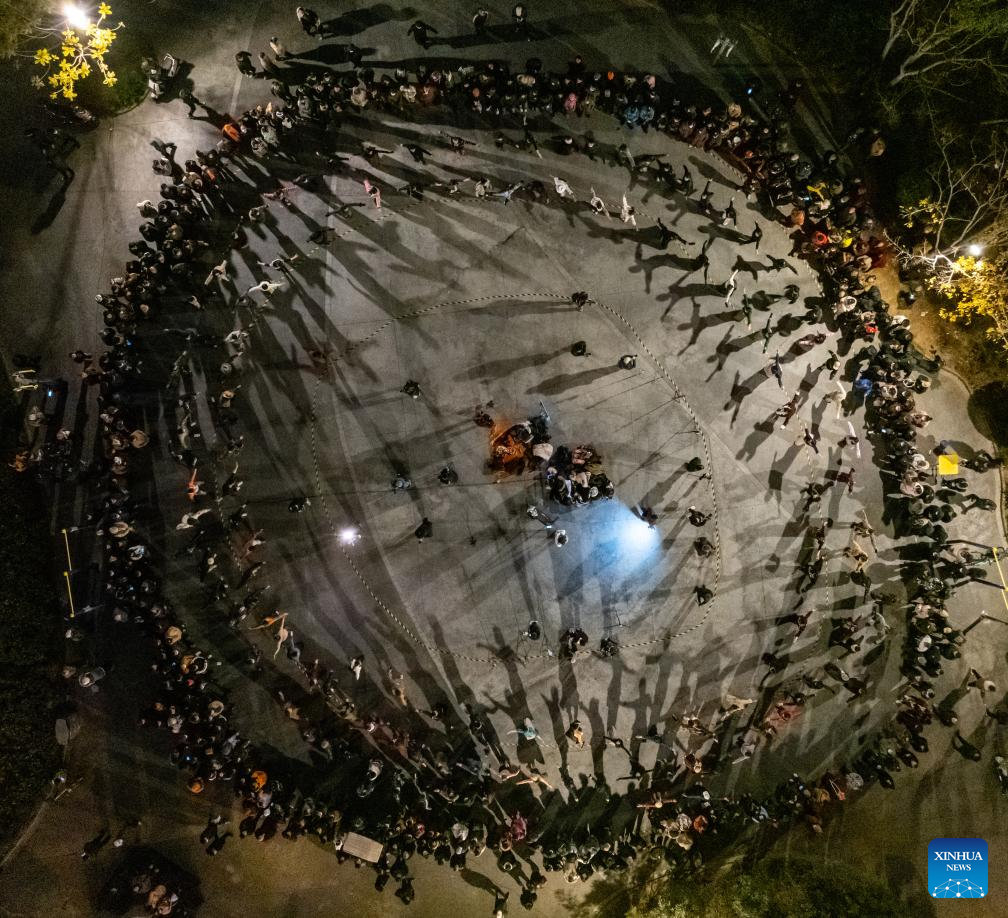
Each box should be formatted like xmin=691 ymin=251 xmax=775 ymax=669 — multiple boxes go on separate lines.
xmin=0 ymin=2 xmax=1006 ymax=916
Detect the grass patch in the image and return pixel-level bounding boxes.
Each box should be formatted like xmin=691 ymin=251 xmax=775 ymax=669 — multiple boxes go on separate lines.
xmin=76 ymin=24 xmax=153 ymax=115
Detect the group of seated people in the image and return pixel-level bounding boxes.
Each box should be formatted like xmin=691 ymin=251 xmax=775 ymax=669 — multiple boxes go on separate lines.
xmin=488 ymin=411 xmax=616 ymax=506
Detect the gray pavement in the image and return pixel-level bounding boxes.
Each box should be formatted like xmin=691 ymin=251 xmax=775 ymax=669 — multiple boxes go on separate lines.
xmin=0 ymin=2 xmax=1005 ymax=916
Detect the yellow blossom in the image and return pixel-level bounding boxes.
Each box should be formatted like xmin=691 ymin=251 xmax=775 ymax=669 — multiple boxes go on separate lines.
xmin=33 ymin=9 xmax=124 ymax=102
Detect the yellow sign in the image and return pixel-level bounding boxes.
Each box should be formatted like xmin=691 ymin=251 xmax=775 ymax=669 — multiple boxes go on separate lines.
xmin=937 ymin=454 xmax=959 ymax=475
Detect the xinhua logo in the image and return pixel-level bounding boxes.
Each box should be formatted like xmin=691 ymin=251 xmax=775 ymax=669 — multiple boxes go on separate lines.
xmin=929 ymin=838 xmax=988 ymax=898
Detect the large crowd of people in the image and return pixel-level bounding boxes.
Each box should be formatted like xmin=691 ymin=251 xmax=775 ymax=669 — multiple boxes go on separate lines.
xmin=14 ymin=6 xmax=1006 ymax=914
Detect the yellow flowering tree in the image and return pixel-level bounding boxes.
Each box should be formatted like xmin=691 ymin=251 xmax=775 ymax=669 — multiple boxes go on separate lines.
xmin=930 ymin=254 xmax=1008 ymax=357
xmin=888 ymin=110 xmax=1008 ymax=359
xmin=32 ymin=3 xmax=122 ymax=101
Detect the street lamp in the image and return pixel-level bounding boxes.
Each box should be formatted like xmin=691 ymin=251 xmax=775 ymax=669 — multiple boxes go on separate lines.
xmin=968 ymin=244 xmax=984 ymax=257
xmin=339 ymin=527 xmax=360 ymax=545
xmin=63 ymin=3 xmax=91 ymax=29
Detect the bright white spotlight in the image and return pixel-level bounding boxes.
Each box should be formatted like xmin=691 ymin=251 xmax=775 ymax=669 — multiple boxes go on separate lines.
xmin=613 ymin=506 xmax=661 ymax=566
xmin=339 ymin=527 xmax=360 ymax=545
xmin=64 ymin=3 xmax=90 ymax=29
xmin=968 ymin=244 xmax=984 ymax=257
xmin=623 ymin=518 xmax=658 ymax=548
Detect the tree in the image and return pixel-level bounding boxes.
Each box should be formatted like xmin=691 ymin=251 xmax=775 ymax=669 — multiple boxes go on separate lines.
xmin=882 ymin=0 xmax=1008 ymax=91
xmin=0 ymin=0 xmax=54 ymax=58
xmin=930 ymin=253 xmax=1008 ymax=356
xmin=892 ymin=115 xmax=1008 ymax=267
xmin=625 ymin=856 xmax=914 ymax=918
xmin=31 ymin=2 xmax=122 ymax=99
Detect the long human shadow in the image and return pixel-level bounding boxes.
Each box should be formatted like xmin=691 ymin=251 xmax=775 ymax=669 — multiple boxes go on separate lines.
xmin=629 ymin=245 xmax=697 ymax=294
xmin=705 ymin=325 xmax=737 ymax=379
xmin=532 ymin=365 xmax=623 ymax=396
xmin=30 ymin=180 xmax=69 ymax=234
xmin=319 ymin=2 xmax=416 ymax=36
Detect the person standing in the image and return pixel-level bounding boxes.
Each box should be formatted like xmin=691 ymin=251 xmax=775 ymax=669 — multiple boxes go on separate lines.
xmin=414 ymin=517 xmax=433 ymax=542
xmin=699 ymin=179 xmax=713 ymax=209
xmin=792 ymin=608 xmax=814 ymax=642
xmin=695 ymin=250 xmax=711 ymax=284
xmin=363 ymin=178 xmax=381 ymax=209
xmin=769 ymin=351 xmax=783 ymax=388
xmin=408 ymin=20 xmax=437 ymax=49
xmin=687 ymin=506 xmax=709 ymax=526
xmin=206 ymin=831 xmax=230 ymax=856
xmin=679 ymin=164 xmax=694 ymax=196
xmin=694 ymin=536 xmax=715 ymax=556
xmin=656 ymin=218 xmax=690 ymax=249
xmin=589 ymin=187 xmax=610 ymax=217
xmin=761 ymin=313 xmax=775 ymax=353
xmin=776 ymin=394 xmax=799 ymax=428
xmin=81 ymin=829 xmax=112 ymax=860
xmin=508 ymin=719 xmax=539 ymax=741
xmin=493 ymin=888 xmax=510 ymax=916
xmin=404 ymin=143 xmax=433 ymax=164
xmin=566 ymin=720 xmax=586 ymax=748
xmin=391 ymin=474 xmax=413 ymax=493
xmin=967 ymin=668 xmax=997 ymax=696
xmin=473 ymin=8 xmax=490 ymax=34
xmin=512 ymin=4 xmax=529 ymax=39
xmin=395 ymin=878 xmax=415 ymax=905
xmin=723 ymin=268 xmax=738 ymax=308
xmin=620 ymin=193 xmax=637 ymax=228
xmin=739 ymin=293 xmax=753 ymax=329
xmin=722 ymin=197 xmax=737 ymax=226
xmin=553 ymin=176 xmax=575 ymax=199
xmin=296 ymin=6 xmax=321 ymax=36
xmin=527 ymin=505 xmax=555 ymax=528
xmin=178 ymin=87 xmax=202 ymax=118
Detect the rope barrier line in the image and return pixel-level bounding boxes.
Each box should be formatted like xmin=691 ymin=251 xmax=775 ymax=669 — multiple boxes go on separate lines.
xmin=123 ymin=96 xmax=972 ymax=806
xmin=307 ymin=290 xmax=726 ymax=661
xmin=234 ymin=147 xmax=824 ymax=668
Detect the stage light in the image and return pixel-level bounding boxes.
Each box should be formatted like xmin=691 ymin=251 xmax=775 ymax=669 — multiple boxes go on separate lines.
xmin=64 ymin=3 xmax=91 ymax=29
xmin=613 ymin=505 xmax=661 ymax=566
